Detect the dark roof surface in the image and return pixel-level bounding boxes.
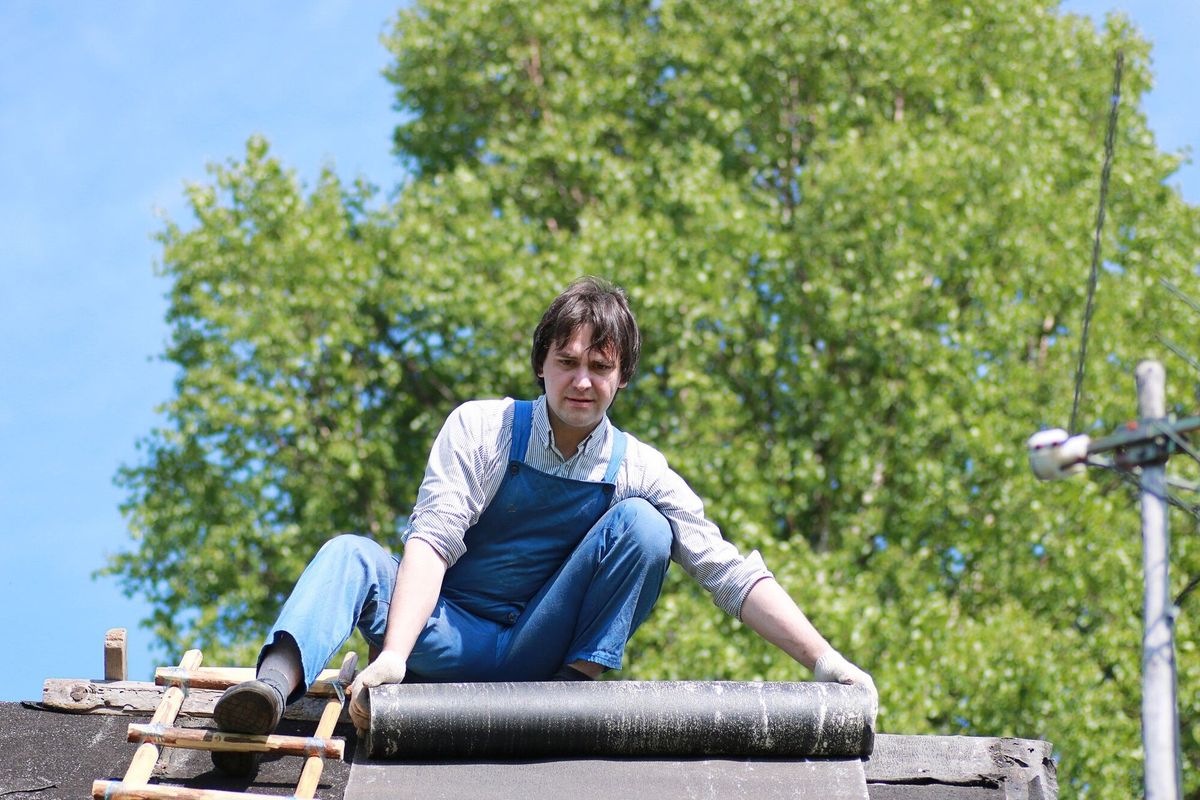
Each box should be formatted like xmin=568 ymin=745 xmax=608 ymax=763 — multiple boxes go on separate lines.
xmin=1 ymin=702 xmax=357 ymax=800
xmin=4 ymin=700 xmax=1055 ymax=800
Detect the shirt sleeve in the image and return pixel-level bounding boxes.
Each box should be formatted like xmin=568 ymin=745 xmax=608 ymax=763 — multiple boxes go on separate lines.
xmin=402 ymin=400 xmax=511 ymax=567
xmin=623 ymin=443 xmax=774 ymax=619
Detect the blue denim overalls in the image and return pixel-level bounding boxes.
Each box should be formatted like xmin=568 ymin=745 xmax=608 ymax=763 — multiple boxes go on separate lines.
xmin=265 ymin=399 xmax=673 ymax=692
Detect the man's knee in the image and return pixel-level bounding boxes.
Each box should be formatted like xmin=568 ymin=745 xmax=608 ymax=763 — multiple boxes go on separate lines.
xmin=316 ymin=534 xmax=385 ymax=569
xmin=609 ymin=498 xmax=672 ymax=564
xmin=319 ymin=532 xmax=370 ymax=554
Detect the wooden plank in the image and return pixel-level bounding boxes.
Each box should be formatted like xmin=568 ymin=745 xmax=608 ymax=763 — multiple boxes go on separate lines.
xmin=866 ymin=735 xmax=1001 ymax=784
xmin=865 ymin=735 xmax=1057 ymax=800
xmin=126 ymin=723 xmax=344 ymax=759
xmin=41 ymin=679 xmax=344 ymax=723
xmin=105 ymin=629 xmax=128 ymax=681
xmin=43 ymin=679 xmax=223 ymax=715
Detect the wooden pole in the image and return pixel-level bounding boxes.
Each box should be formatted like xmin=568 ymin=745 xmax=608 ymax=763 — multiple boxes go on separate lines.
xmin=126 ymin=723 xmax=343 ymax=759
xmin=122 ymin=650 xmax=202 ymax=787
xmin=105 ymin=628 xmax=128 ymax=681
xmin=294 ymin=652 xmax=357 ymax=799
xmin=1135 ymin=361 xmax=1182 ymax=800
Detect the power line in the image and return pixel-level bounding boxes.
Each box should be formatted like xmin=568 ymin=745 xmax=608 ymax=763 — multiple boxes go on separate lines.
xmin=1070 ymin=50 xmax=1124 ymax=434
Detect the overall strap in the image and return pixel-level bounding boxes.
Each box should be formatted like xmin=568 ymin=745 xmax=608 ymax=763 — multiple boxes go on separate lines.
xmin=602 ymin=429 xmax=628 ymax=483
xmin=508 ymin=400 xmax=534 ymax=463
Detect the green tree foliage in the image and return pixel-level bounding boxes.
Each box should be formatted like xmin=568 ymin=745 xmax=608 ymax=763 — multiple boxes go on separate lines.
xmin=109 ymin=1 xmax=1200 ymax=795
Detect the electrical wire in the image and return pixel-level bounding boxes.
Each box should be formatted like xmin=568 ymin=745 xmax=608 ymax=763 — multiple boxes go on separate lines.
xmin=1070 ymin=50 xmax=1124 ymax=434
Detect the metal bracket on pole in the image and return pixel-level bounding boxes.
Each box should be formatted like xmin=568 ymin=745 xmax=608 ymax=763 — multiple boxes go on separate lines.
xmin=1091 ymin=416 xmax=1200 ymax=469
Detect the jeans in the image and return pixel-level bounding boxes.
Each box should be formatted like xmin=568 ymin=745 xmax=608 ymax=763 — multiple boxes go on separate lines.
xmin=263 ymin=498 xmax=673 ymax=693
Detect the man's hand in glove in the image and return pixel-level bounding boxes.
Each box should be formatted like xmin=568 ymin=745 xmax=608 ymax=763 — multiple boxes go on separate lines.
xmin=349 ymin=650 xmax=407 ymax=730
xmin=814 ymin=649 xmax=878 ymax=718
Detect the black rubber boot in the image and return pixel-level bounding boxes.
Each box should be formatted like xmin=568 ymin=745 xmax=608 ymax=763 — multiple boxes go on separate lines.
xmin=210 ymin=680 xmax=284 ymax=776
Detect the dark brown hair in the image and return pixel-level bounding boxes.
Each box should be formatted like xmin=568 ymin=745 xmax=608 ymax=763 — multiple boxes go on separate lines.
xmin=532 ymin=277 xmax=641 ymax=389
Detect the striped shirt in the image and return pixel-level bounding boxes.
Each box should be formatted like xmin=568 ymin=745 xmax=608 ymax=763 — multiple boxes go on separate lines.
xmin=403 ymin=396 xmax=773 ymax=619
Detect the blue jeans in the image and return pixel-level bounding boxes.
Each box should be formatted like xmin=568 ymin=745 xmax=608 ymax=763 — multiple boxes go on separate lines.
xmin=263 ymin=498 xmax=672 ymax=693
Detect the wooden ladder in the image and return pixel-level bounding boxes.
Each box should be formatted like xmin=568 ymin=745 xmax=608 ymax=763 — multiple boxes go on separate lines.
xmin=92 ymin=650 xmax=358 ymax=800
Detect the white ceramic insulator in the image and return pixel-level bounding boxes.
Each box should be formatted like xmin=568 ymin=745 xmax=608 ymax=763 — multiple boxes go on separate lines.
xmin=1027 ymin=428 xmax=1090 ymax=481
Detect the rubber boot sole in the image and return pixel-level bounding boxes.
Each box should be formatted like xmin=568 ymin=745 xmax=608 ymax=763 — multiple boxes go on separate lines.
xmin=211 ymin=680 xmax=283 ymax=777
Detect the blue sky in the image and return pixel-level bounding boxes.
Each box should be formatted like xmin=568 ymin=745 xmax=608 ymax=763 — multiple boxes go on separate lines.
xmin=0 ymin=1 xmax=404 ymax=701
xmin=0 ymin=1 xmax=1195 ymax=703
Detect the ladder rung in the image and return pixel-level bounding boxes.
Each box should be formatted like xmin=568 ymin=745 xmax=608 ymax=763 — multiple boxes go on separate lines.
xmin=154 ymin=666 xmax=347 ymax=697
xmin=94 ymin=780 xmax=285 ymax=800
xmin=126 ymin=723 xmax=344 ymax=760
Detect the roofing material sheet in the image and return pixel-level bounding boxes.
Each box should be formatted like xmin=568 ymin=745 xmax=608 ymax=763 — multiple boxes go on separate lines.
xmin=364 ymin=680 xmax=875 ymax=759
xmin=345 ymin=757 xmax=871 ymax=800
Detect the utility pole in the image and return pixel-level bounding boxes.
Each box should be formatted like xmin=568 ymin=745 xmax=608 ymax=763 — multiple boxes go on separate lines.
xmin=1135 ymin=360 xmax=1181 ymax=800
xmin=1027 ymin=359 xmax=1184 ymax=798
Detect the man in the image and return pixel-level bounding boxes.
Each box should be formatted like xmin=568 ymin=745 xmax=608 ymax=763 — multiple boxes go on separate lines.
xmin=210 ymin=277 xmax=875 ymax=775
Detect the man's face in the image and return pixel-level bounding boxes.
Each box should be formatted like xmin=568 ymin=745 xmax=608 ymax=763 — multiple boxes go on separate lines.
xmin=538 ymin=323 xmax=627 ymax=448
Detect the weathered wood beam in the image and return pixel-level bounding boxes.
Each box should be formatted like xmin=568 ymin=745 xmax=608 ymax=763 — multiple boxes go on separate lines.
xmin=865 ymin=734 xmax=1057 ymax=800
xmin=41 ymin=679 xmax=342 ymax=723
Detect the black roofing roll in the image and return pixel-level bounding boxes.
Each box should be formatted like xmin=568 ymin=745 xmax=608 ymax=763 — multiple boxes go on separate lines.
xmin=364 ymin=680 xmax=875 ymax=759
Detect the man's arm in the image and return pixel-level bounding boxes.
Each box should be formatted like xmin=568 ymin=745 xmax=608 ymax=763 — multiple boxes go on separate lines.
xmin=344 ymin=401 xmax=510 ymax=728
xmin=381 ymin=538 xmax=449 ymax=655
xmin=348 ymin=538 xmax=448 ymax=729
xmin=738 ymin=577 xmax=831 ymax=670
xmin=740 ymin=577 xmax=877 ymax=711
xmin=620 ymin=439 xmax=877 ymax=701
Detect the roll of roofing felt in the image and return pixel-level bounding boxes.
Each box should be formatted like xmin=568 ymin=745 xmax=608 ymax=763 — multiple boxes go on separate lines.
xmin=364 ymin=681 xmax=875 ymax=759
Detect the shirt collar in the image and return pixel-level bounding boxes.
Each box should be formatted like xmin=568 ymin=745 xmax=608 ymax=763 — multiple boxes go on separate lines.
xmin=532 ymin=395 xmax=610 ymax=460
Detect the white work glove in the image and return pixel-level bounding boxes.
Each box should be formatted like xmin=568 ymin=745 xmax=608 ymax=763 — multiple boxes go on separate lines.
xmin=348 ymin=650 xmax=407 ymax=731
xmin=814 ymin=649 xmax=878 ymax=720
